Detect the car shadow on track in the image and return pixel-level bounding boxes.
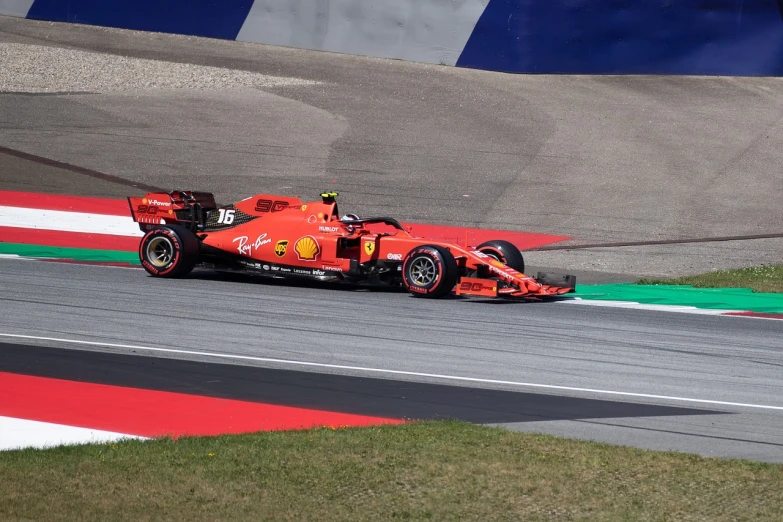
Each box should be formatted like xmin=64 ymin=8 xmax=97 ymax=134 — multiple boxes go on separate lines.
xmin=170 ymin=270 xmax=579 ymax=305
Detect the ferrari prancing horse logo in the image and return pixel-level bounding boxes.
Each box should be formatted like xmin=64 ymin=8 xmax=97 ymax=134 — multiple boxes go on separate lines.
xmin=364 ymin=241 xmax=375 ymax=256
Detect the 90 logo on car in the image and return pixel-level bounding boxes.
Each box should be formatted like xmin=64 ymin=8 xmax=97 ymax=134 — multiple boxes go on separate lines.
xmin=136 ymin=205 xmax=159 ymax=215
xmin=459 ymin=282 xmax=494 ymax=292
xmin=255 ymin=199 xmax=290 ymax=213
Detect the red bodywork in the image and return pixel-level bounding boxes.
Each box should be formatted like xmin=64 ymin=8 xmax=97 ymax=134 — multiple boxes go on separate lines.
xmin=128 ymin=190 xmax=575 ymax=298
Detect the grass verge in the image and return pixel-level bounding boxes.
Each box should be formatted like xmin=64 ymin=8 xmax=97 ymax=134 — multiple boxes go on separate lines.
xmin=1 ymin=421 xmax=781 ymax=521
xmin=638 ymin=264 xmax=783 ymax=293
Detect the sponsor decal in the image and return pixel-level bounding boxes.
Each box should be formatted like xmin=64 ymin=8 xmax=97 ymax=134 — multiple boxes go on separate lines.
xmin=271 ymin=266 xmax=280 ymax=271
xmin=471 ymin=250 xmax=490 ymax=258
xmin=459 ymin=281 xmax=496 ymax=292
xmin=488 ymin=265 xmax=515 ymax=279
xmin=386 ymin=253 xmax=403 ymax=261
xmin=294 ymin=235 xmax=321 ymax=261
xmin=290 ymin=268 xmax=327 ymax=276
xmin=136 ymin=205 xmax=161 ymax=215
xmin=322 ymin=266 xmax=343 ymax=272
xmin=254 ymin=199 xmax=290 ymax=213
xmin=319 ymin=226 xmax=340 ymax=233
xmin=274 ymin=240 xmax=289 ymax=258
xmin=408 ymin=285 xmax=428 ymax=294
xmin=364 ymin=241 xmax=376 ymax=256
xmin=147 ymin=199 xmax=172 ymax=207
xmin=233 ymin=233 xmax=272 ymax=256
xmin=262 ymin=265 xmax=270 ymax=270
xmin=307 ymin=215 xmax=317 ymax=224
xmin=490 ymin=260 xmax=505 ymax=268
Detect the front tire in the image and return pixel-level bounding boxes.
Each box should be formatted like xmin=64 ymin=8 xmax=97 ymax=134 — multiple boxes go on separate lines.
xmin=139 ymin=225 xmax=199 ymax=278
xmin=401 ymin=245 xmax=458 ymax=298
xmin=476 ymin=239 xmax=525 ymax=273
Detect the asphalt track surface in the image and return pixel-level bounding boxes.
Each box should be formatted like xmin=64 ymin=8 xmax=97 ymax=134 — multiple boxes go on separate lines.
xmin=1 ymin=258 xmax=782 ymax=462
xmin=1 ymin=15 xmax=783 ymax=278
xmin=1 ymin=17 xmax=782 ymax=463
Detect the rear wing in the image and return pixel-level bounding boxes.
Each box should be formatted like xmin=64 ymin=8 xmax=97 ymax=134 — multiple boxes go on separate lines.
xmin=128 ymin=190 xmax=217 ymax=231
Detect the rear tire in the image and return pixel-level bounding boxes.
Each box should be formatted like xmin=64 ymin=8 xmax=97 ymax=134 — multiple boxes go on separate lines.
xmin=401 ymin=245 xmax=458 ymax=298
xmin=139 ymin=225 xmax=200 ymax=278
xmin=476 ymin=239 xmax=525 ymax=273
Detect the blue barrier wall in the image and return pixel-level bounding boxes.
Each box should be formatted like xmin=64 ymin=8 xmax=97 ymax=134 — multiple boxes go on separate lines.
xmin=457 ymin=0 xmax=783 ymax=75
xmin=7 ymin=0 xmax=783 ymax=76
xmin=26 ymin=0 xmax=254 ymax=40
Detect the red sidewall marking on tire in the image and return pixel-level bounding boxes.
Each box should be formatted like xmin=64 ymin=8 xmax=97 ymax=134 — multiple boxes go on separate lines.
xmin=480 ymin=247 xmax=504 ymax=261
xmin=141 ymin=230 xmax=181 ymax=276
xmin=0 ymin=372 xmax=404 ymax=438
xmin=404 ymin=249 xmax=439 ymax=294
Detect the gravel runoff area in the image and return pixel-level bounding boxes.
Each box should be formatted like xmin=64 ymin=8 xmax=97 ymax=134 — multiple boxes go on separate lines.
xmin=0 ymin=43 xmax=317 ymax=92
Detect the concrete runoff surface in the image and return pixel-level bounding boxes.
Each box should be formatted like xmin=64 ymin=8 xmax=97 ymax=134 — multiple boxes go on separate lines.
xmin=1 ymin=258 xmax=782 ymax=463
xmin=1 ymin=16 xmax=783 ymax=279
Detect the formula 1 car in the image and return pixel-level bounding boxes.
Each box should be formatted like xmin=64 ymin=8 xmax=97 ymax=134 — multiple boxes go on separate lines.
xmin=128 ymin=190 xmax=575 ymax=299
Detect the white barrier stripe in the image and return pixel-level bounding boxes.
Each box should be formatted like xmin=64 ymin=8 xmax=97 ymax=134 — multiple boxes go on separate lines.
xmin=0 ymin=0 xmax=36 ymax=18
xmin=0 ymin=206 xmax=143 ymax=237
xmin=237 ymin=0 xmax=488 ymax=67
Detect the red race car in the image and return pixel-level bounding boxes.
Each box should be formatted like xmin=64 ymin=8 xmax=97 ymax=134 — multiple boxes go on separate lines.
xmin=128 ymin=190 xmax=575 ymax=299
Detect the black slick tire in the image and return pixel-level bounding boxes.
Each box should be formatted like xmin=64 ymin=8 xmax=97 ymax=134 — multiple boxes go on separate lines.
xmin=476 ymin=239 xmax=525 ymax=273
xmin=401 ymin=244 xmax=458 ymax=298
xmin=139 ymin=225 xmax=200 ymax=278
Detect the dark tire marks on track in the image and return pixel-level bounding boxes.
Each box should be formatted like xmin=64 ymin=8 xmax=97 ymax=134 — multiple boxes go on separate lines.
xmin=0 ymin=145 xmax=164 ymax=193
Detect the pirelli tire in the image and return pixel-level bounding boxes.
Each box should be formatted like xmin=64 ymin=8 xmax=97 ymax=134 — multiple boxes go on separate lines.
xmin=476 ymin=239 xmax=525 ymax=273
xmin=401 ymin=244 xmax=458 ymax=299
xmin=139 ymin=225 xmax=200 ymax=278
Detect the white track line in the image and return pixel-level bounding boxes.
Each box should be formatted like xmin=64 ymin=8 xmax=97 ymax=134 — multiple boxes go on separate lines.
xmin=565 ymin=298 xmax=783 ymax=320
xmin=564 ymin=298 xmax=740 ymax=315
xmin=0 ymin=416 xmax=143 ymax=451
xmin=1 ymin=333 xmax=781 ymax=412
xmin=0 ymin=205 xmax=143 ymax=236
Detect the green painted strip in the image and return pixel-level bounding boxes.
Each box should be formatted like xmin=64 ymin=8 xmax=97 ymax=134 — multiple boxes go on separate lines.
xmin=0 ymin=243 xmax=139 ymax=265
xmin=575 ymin=284 xmax=783 ymax=314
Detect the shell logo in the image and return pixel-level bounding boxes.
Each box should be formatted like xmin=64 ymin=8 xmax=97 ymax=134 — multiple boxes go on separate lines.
xmin=294 ymin=235 xmax=320 ymax=261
